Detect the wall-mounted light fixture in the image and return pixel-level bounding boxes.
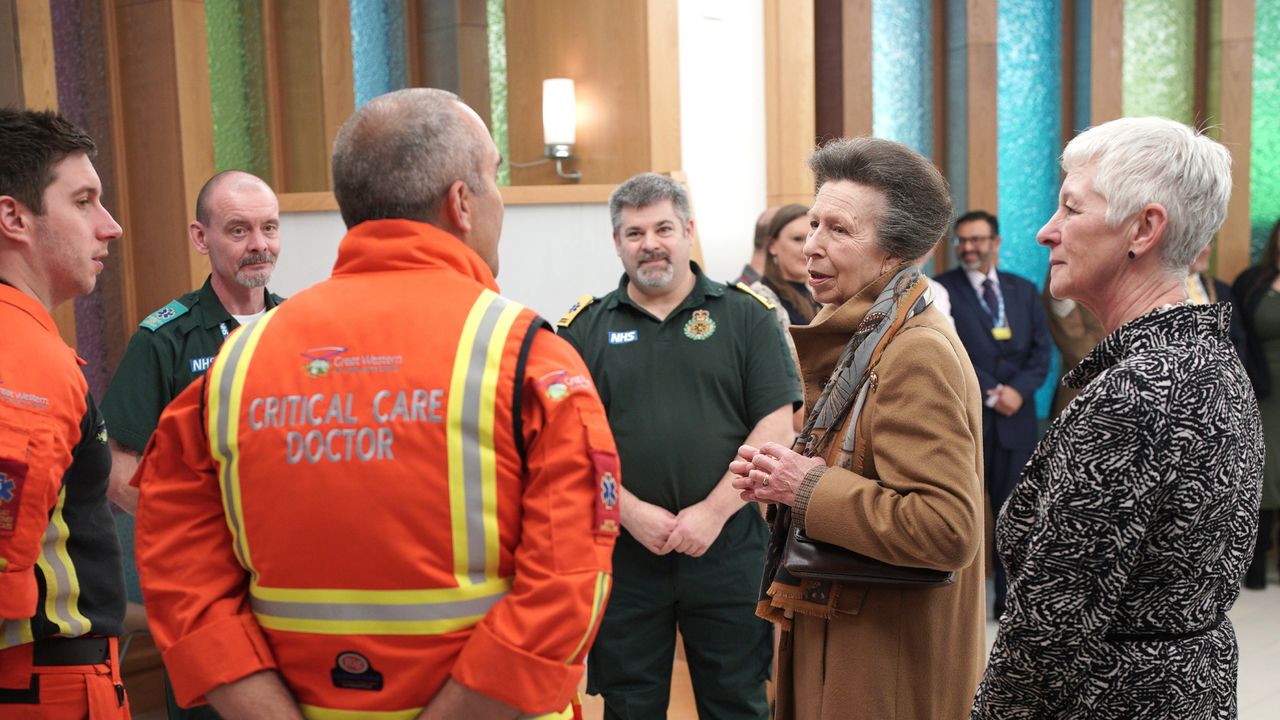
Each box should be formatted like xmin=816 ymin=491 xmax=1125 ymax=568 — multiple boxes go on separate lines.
xmin=511 ymin=78 xmax=582 ymax=182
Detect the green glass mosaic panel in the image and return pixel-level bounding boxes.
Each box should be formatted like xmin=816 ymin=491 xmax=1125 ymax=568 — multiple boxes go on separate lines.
xmin=205 ymin=0 xmax=271 ymax=179
xmin=488 ymin=0 xmax=509 ymax=185
xmin=1122 ymin=0 xmax=1195 ymax=122
xmin=1252 ymin=0 xmax=1280 ymax=260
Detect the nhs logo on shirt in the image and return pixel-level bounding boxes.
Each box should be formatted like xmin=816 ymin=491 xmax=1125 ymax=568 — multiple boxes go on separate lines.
xmin=608 ymin=330 xmax=638 ymax=345
xmin=189 ymin=356 xmax=216 ymax=373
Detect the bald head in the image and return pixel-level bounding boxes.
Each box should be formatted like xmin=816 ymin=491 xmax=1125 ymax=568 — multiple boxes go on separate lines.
xmin=332 ymin=88 xmax=493 ymax=230
xmin=753 ymin=205 xmax=781 ymax=252
xmin=195 ymin=170 xmax=274 ymax=226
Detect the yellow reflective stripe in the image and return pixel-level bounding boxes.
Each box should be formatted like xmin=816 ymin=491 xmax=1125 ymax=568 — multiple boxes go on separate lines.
xmin=447 ymin=292 xmax=492 ymax=585
xmin=250 ymin=576 xmax=511 ymax=604
xmin=34 ymin=487 xmax=90 ymax=636
xmin=257 ymin=613 xmax=488 ymax=635
xmin=207 ymin=312 xmax=278 ymax=579
xmin=301 ymin=704 xmax=421 ymax=719
xmin=565 ymin=572 xmax=610 ymax=664
xmin=0 ymin=617 xmax=33 ymax=650
xmin=479 ymin=301 xmax=522 ymax=578
xmin=522 ymin=703 xmax=576 ymax=720
xmin=447 ymin=290 xmax=525 ymax=587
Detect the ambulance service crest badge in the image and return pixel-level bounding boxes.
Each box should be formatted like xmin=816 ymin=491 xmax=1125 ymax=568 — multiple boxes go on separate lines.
xmin=683 ymin=309 xmax=716 ymax=341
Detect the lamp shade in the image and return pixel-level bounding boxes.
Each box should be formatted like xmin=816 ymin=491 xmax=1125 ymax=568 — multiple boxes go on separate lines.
xmin=542 ymin=78 xmax=577 ymax=146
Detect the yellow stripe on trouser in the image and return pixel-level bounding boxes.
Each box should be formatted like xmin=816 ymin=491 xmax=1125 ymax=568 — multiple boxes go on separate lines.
xmin=34 ymin=486 xmax=90 ymax=637
xmin=208 ymin=311 xmax=278 ymax=579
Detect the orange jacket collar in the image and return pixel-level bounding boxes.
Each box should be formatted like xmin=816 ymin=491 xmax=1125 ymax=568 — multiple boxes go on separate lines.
xmin=333 ymin=219 xmax=499 ymax=293
xmin=0 ymin=283 xmax=85 ymax=365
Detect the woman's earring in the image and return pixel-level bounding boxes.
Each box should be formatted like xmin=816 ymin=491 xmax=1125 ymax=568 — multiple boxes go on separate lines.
xmin=1127 ymin=250 xmax=1136 ymax=260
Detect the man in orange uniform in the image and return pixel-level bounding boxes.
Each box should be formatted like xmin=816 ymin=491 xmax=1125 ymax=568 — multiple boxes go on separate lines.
xmin=0 ymin=110 xmax=129 ymax=716
xmin=133 ymin=88 xmax=619 ymax=719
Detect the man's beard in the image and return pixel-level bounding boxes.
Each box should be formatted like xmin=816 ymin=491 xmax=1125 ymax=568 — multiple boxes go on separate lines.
xmin=632 ymin=251 xmax=674 ymax=289
xmin=235 ymin=252 xmax=276 ymax=288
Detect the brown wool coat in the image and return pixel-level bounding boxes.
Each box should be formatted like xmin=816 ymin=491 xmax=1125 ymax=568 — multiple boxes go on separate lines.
xmin=774 ymin=273 xmax=987 ymax=720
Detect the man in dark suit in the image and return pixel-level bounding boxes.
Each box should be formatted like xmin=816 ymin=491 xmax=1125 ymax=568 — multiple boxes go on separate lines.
xmin=934 ymin=210 xmax=1050 ymax=619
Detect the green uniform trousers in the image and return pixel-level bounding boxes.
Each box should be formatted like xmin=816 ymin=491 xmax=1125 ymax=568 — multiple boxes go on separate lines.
xmin=587 ymin=508 xmax=772 ymax=719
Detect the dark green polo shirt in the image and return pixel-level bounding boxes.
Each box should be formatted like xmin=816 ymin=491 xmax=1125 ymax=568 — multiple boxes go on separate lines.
xmin=101 ymin=276 xmax=284 ymax=452
xmin=558 ymin=263 xmax=801 ymax=512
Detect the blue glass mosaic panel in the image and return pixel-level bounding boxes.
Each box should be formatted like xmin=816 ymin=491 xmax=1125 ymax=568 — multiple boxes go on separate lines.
xmin=351 ymin=0 xmax=408 ymax=108
xmin=872 ymin=0 xmax=933 ymax=158
xmin=946 ymin=0 xmax=969 ymax=221
xmin=997 ymin=0 xmax=1062 ymax=416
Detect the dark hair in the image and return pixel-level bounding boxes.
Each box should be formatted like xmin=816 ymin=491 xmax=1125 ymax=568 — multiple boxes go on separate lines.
xmin=0 ymin=108 xmax=96 ymax=215
xmin=808 ymin=137 xmax=952 ymax=262
xmin=762 ymin=204 xmax=817 ymax=321
xmin=955 ymin=209 xmax=999 ymax=236
xmin=1246 ymin=218 xmax=1280 ymax=301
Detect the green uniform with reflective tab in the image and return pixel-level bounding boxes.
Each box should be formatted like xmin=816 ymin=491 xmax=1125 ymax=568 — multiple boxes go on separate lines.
xmin=558 ymin=262 xmax=801 ymax=720
xmin=99 ymin=275 xmax=282 ymax=720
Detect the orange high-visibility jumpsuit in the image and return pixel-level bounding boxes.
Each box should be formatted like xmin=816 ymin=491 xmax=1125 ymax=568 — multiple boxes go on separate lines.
xmin=134 ymin=220 xmax=619 ymax=718
xmin=0 ymin=284 xmax=129 ymax=719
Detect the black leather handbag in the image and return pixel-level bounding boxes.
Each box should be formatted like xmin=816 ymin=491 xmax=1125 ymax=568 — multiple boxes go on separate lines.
xmin=782 ymin=527 xmax=955 ymax=588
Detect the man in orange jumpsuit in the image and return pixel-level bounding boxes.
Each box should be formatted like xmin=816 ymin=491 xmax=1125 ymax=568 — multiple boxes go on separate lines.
xmin=0 ymin=110 xmax=129 ymax=716
xmin=133 ymin=88 xmax=619 ymax=719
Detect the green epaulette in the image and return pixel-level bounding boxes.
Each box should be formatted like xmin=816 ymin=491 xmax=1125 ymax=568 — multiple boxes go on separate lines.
xmin=138 ymin=300 xmax=191 ymax=332
xmin=732 ymin=282 xmax=775 ymax=310
xmin=557 ymin=295 xmax=596 ymax=328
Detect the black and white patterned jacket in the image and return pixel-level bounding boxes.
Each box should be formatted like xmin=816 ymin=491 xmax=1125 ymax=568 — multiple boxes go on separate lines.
xmin=972 ymin=303 xmax=1264 ymax=719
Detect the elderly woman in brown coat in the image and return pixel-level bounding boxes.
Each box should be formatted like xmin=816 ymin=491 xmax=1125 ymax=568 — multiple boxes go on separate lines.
xmin=730 ymin=137 xmax=986 ymax=719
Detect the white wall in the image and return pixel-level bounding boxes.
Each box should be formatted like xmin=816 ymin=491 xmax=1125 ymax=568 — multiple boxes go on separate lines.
xmin=678 ymin=0 xmax=769 ymax=282
xmin=274 ymin=0 xmax=770 ymax=315
xmin=273 ymin=204 xmax=617 ymax=322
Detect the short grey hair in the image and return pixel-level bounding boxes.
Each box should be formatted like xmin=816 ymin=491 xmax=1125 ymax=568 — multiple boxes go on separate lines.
xmin=609 ymin=173 xmax=691 ymax=234
xmin=1061 ymin=116 xmax=1232 ymax=270
xmin=808 ymin=137 xmax=952 ymax=262
xmin=332 ymin=88 xmax=489 ymax=230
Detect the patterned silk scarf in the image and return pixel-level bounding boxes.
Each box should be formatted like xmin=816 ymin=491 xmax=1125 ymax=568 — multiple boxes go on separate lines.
xmin=757 ymin=265 xmax=930 ymax=627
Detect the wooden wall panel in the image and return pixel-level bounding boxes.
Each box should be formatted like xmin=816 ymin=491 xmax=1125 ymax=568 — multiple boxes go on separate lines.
xmin=1090 ymin=0 xmax=1123 ymax=124
xmin=765 ymin=0 xmax=816 ymax=206
xmin=505 ymin=0 xmax=680 ymax=186
xmin=4 ymin=0 xmax=76 ymax=344
xmin=840 ymin=0 xmax=873 ymax=138
xmin=967 ymin=0 xmax=998 ymax=213
xmin=113 ymin=0 xmax=214 ymax=320
xmin=414 ymin=0 xmax=491 ymax=127
xmin=1216 ymin=0 xmax=1255 ymax=281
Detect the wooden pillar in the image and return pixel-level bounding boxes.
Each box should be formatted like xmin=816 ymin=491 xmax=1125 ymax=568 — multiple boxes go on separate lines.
xmin=111 ymin=0 xmax=215 ymax=320
xmin=840 ymin=0 xmax=872 ymax=139
xmin=1090 ymin=0 xmax=1123 ymax=124
xmin=504 ymin=0 xmax=681 ymax=186
xmin=412 ymin=0 xmax=491 ymax=127
xmin=764 ymin=0 xmax=816 ymax=206
xmin=967 ymin=0 xmax=997 ymax=214
xmin=0 ymin=0 xmax=76 ymax=345
xmin=1215 ymin=0 xmax=1254 ymax=280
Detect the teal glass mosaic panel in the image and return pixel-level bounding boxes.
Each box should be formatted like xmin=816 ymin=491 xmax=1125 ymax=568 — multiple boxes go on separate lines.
xmin=1073 ymin=0 xmax=1091 ymax=134
xmin=872 ymin=0 xmax=933 ymax=158
xmin=1122 ymin=0 xmax=1195 ymax=122
xmin=205 ymin=0 xmax=271 ymax=179
xmin=946 ymin=0 xmax=969 ymax=221
xmin=997 ymin=0 xmax=1061 ymax=417
xmin=350 ymin=0 xmax=408 ymax=108
xmin=1252 ymin=0 xmax=1280 ymax=260
xmin=488 ymin=0 xmax=510 ymax=185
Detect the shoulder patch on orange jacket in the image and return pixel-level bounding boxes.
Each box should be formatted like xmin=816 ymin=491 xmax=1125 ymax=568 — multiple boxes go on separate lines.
xmin=590 ymin=450 xmax=620 ymax=536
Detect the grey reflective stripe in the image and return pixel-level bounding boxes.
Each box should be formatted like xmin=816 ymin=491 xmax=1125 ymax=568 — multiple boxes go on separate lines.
xmin=1 ymin=618 xmax=27 ymax=647
xmin=39 ymin=491 xmax=88 ymax=637
xmin=251 ymin=590 xmax=506 ymax=622
xmin=215 ymin=316 xmax=265 ymax=570
xmin=459 ymin=295 xmax=512 ymax=584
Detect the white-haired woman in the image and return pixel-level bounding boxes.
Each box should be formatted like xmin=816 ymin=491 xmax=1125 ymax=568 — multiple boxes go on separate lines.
xmin=972 ymin=117 xmax=1263 ymax=718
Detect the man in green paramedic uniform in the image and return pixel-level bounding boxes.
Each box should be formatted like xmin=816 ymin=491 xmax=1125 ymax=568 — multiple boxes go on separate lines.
xmin=559 ymin=173 xmax=801 ymax=719
xmin=100 ymin=170 xmax=283 ymax=718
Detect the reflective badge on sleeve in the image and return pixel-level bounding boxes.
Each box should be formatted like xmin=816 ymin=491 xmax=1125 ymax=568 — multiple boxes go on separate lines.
xmin=0 ymin=457 xmax=29 ymax=537
xmin=591 ymin=451 xmax=620 ymax=536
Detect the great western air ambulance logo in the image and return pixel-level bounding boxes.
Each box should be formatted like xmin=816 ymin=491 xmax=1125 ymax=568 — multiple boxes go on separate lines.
xmin=683 ymin=309 xmax=716 ymax=341
xmin=301 ymin=347 xmax=346 ymax=377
